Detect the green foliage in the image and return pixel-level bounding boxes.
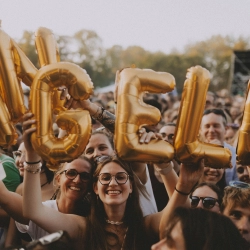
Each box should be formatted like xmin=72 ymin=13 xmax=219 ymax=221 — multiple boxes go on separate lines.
xmin=16 ymin=29 xmax=250 ymax=94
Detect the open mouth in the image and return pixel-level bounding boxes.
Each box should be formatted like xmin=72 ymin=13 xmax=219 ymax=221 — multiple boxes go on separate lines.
xmin=69 ymin=186 xmax=81 ymax=191
xmin=106 ymin=190 xmax=121 ymax=195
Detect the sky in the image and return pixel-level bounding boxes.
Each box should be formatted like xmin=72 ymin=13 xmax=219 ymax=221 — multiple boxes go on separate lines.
xmin=0 ymin=0 xmax=250 ymax=54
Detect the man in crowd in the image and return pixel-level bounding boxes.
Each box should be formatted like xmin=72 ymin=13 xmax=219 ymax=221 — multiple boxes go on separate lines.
xmin=199 ymin=108 xmax=238 ymax=184
xmin=222 ymin=185 xmax=250 ymax=247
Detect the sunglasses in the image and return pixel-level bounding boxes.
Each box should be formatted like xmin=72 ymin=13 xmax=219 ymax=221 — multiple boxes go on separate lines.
xmin=190 ymin=196 xmax=219 ymax=209
xmin=228 ymin=180 xmax=250 ymax=189
xmin=97 ymin=172 xmax=129 ymax=185
xmin=60 ymin=169 xmax=90 ymax=182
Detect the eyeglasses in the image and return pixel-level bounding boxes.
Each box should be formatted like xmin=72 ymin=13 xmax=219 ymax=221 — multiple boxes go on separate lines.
xmin=228 ymin=180 xmax=250 ymax=189
xmin=97 ymin=172 xmax=129 ymax=185
xmin=190 ymin=196 xmax=219 ymax=209
xmin=60 ymin=169 xmax=90 ymax=182
xmin=12 ymin=150 xmax=25 ymax=160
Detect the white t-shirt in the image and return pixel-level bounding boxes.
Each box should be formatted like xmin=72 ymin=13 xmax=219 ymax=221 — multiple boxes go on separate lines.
xmin=16 ymin=200 xmax=58 ymax=240
xmin=136 ymin=166 xmax=158 ymax=216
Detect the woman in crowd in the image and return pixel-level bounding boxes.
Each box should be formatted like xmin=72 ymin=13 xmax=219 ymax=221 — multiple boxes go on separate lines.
xmin=152 ymin=207 xmax=248 ymax=250
xmin=4 ymin=142 xmax=55 ymax=248
xmin=83 ymin=129 xmax=158 ymax=216
xmin=21 ymin=112 xmax=175 ymax=249
xmin=0 ymin=133 xmax=93 ymax=243
xmin=198 ymin=165 xmax=227 ymax=190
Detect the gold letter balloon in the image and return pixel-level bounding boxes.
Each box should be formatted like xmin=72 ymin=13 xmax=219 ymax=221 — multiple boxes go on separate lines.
xmin=30 ymin=62 xmax=93 ymax=170
xmin=236 ymin=80 xmax=250 ymax=165
xmin=174 ymin=66 xmax=232 ymax=169
xmin=0 ymin=27 xmax=37 ymax=146
xmin=114 ymin=68 xmax=175 ymax=162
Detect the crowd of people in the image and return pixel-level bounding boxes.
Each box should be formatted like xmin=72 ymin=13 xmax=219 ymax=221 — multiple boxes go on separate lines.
xmin=0 ymin=85 xmax=249 ymax=250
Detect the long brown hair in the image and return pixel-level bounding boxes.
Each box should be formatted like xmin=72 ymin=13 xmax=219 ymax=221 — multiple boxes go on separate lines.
xmin=87 ymin=156 xmax=147 ymax=249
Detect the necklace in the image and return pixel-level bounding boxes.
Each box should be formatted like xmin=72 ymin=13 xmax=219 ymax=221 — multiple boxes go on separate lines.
xmin=41 ymin=181 xmax=48 ymax=188
xmin=106 ymin=219 xmax=124 ymax=225
xmin=121 ymin=227 xmax=128 ymax=250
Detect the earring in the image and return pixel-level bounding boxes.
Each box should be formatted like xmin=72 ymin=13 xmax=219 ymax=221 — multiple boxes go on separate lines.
xmin=96 ymin=194 xmax=99 ymax=200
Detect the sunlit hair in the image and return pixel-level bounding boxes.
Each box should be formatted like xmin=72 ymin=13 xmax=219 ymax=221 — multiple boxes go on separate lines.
xmin=165 ymin=207 xmax=248 ymax=250
xmin=88 ymin=156 xmax=146 ymax=250
xmin=221 ymin=187 xmax=250 ymax=212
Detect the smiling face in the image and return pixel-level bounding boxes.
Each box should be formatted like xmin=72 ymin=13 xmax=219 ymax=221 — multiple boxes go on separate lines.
xmin=191 ymin=185 xmax=220 ymax=213
xmin=200 ymin=113 xmax=226 ymax=144
xmin=84 ymin=133 xmax=115 ymax=161
xmin=14 ymin=142 xmax=26 ymax=177
xmin=201 ymin=166 xmax=224 ymax=184
xmin=94 ymin=161 xmax=132 ymax=210
xmin=57 ymin=158 xmax=91 ymax=202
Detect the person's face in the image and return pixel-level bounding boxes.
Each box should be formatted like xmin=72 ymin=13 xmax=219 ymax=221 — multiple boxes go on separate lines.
xmin=223 ymin=204 xmax=250 ymax=244
xmin=94 ymin=162 xmax=132 ymax=209
xmin=201 ymin=167 xmax=224 ymax=184
xmin=191 ymin=185 xmax=220 ymax=213
xmin=13 ymin=142 xmax=26 ymax=177
xmin=200 ymin=113 xmax=226 ymax=143
xmin=57 ymin=158 xmax=91 ymax=201
xmin=205 ymin=94 xmax=215 ymax=109
xmin=236 ymin=164 xmax=250 ymax=184
xmin=151 ymin=221 xmax=186 ymax=250
xmin=225 ymin=127 xmax=236 ymax=144
xmin=84 ymin=134 xmax=114 ymax=161
xmin=159 ymin=125 xmax=175 ymax=144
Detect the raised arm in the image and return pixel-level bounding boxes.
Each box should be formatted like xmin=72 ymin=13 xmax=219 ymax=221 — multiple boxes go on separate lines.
xmin=0 ymin=180 xmax=27 ymax=224
xmin=22 ymin=113 xmax=87 ymax=242
xmin=158 ymin=160 xmax=204 ymax=239
xmin=144 ymin=160 xmax=204 ymax=239
xmin=60 ymin=87 xmax=115 ymax=133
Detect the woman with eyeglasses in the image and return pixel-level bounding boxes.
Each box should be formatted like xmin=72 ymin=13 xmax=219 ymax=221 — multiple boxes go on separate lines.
xmin=83 ymin=129 xmax=158 ymax=217
xmin=20 ymin=112 xmax=181 ymax=249
xmin=0 ymin=132 xmax=93 ymax=247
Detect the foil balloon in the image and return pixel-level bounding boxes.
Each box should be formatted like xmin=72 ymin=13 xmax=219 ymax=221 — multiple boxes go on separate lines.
xmin=236 ymin=80 xmax=250 ymax=165
xmin=114 ymin=68 xmax=175 ymax=162
xmin=0 ymin=28 xmax=37 ymax=146
xmin=35 ymin=27 xmax=60 ymax=67
xmin=30 ymin=62 xmax=94 ymax=170
xmin=0 ymin=28 xmax=37 ymax=122
xmin=174 ymin=66 xmax=232 ymax=169
xmin=35 ymin=27 xmax=65 ymax=113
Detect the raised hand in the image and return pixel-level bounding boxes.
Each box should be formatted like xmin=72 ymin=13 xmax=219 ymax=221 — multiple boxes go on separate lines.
xmin=177 ymin=159 xmax=205 ymax=193
xmin=22 ymin=113 xmax=41 ymax=162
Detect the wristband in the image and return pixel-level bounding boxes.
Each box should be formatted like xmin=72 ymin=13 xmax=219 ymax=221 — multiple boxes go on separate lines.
xmin=25 ymin=160 xmax=41 ymax=164
xmin=175 ymin=187 xmax=190 ymax=196
xmin=24 ymin=162 xmax=42 ymax=174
